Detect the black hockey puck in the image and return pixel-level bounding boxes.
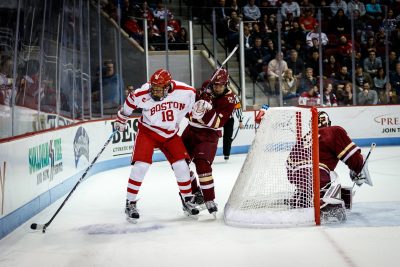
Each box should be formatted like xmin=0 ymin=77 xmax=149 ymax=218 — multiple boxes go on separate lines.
xmin=30 ymin=223 xmax=37 ymax=230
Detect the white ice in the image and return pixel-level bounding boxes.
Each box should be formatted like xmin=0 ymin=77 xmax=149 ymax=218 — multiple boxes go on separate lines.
xmin=0 ymin=146 xmax=399 ymax=267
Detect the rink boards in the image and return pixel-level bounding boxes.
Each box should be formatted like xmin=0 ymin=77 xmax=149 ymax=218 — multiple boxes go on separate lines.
xmin=0 ymin=105 xmax=399 ymax=238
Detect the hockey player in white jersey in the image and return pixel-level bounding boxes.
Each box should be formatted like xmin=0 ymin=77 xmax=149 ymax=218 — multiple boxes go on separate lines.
xmin=113 ymin=69 xmax=199 ymax=222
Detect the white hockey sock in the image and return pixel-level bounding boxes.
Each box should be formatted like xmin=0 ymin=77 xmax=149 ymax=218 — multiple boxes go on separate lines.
xmin=126 ymin=161 xmax=150 ymax=202
xmin=172 ymin=159 xmax=192 ymax=198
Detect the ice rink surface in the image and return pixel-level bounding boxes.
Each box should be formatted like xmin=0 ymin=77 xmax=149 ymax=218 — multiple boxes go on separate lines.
xmin=0 ymin=146 xmax=399 ymax=267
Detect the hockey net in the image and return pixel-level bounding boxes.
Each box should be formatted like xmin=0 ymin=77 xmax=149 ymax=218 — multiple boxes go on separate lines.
xmin=224 ymin=107 xmax=320 ymax=228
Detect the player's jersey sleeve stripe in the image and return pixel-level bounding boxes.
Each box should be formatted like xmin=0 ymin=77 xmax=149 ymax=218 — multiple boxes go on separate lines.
xmin=337 ymin=142 xmax=356 ymax=159
xmin=134 ymin=89 xmax=149 ymax=97
xmin=342 ymin=146 xmax=359 ymax=163
xmin=126 ymin=98 xmax=137 ymax=109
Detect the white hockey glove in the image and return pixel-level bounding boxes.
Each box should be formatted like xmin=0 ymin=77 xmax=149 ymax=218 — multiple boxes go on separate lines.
xmin=192 ymin=100 xmax=212 ymax=120
xmin=114 ymin=109 xmax=129 ymax=132
xmin=350 ymin=159 xmax=373 ymax=186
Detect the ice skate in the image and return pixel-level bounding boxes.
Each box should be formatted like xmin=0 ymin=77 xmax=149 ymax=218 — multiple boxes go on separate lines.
xmin=205 ymin=200 xmax=218 ymax=218
xmin=193 ymin=188 xmax=206 ymax=211
xmin=125 ymin=200 xmax=139 ymax=223
xmin=179 ymin=193 xmax=200 ymax=218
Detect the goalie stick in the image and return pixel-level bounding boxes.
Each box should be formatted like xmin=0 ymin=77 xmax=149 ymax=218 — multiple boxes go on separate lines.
xmin=352 ymin=142 xmax=376 ymax=189
xmin=30 ymin=130 xmax=118 ymax=233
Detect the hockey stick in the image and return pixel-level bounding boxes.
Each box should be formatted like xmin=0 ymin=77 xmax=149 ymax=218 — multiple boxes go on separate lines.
xmin=207 ymin=45 xmax=239 ymax=86
xmin=31 ymin=130 xmax=118 ymax=233
xmin=352 ymin=142 xmax=376 ymax=189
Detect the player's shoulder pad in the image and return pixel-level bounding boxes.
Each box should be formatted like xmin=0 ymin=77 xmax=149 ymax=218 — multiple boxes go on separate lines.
xmin=171 ymin=80 xmax=196 ymax=93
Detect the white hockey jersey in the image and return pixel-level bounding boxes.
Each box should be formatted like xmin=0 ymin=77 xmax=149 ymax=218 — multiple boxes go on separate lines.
xmin=122 ymin=80 xmax=196 ymax=138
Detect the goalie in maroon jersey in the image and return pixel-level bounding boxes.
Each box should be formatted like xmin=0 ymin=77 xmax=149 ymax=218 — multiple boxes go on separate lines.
xmin=287 ymin=110 xmax=373 ymax=220
xmin=181 ymin=68 xmax=236 ymax=216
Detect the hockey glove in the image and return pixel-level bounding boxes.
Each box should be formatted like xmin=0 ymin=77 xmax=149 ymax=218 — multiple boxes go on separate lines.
xmin=192 ymin=100 xmax=212 ymax=120
xmin=114 ymin=109 xmax=129 ymax=132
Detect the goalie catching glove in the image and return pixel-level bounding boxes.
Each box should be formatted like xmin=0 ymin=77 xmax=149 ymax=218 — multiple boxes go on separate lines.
xmin=114 ymin=109 xmax=129 ymax=132
xmin=192 ymin=100 xmax=212 ymax=120
xmin=350 ymin=157 xmax=373 ymax=186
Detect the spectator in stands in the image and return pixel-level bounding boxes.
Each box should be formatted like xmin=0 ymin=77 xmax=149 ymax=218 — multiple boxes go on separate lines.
xmin=360 ymin=25 xmax=376 ymax=48
xmin=337 ymin=82 xmax=354 ymax=106
xmin=215 ymin=0 xmax=229 ymax=38
xmin=335 ymin=65 xmax=352 ymax=91
xmin=357 ymin=82 xmax=378 ymax=105
xmin=243 ymin=0 xmax=261 ymax=22
xmin=386 ymin=51 xmax=399 ymax=75
xmin=305 ymin=24 xmax=328 ymax=48
xmin=286 ymin=21 xmax=305 ymax=50
xmin=379 ymin=82 xmax=397 ymax=105
xmin=125 ymin=85 xmax=134 ymax=97
xmin=153 ymin=0 xmax=174 ymax=30
xmin=92 ymin=59 xmax=124 ymax=114
xmin=365 ymin=0 xmax=383 ymax=21
xmin=305 ymin=51 xmax=321 ymax=77
xmin=336 ymin=35 xmax=353 ymax=67
xmin=390 ymin=63 xmax=400 ymax=103
xmin=123 ymin=16 xmax=143 ymax=43
xmin=227 ymin=12 xmax=241 ymax=51
xmin=299 ymin=0 xmax=315 ymax=17
xmin=267 ymin=52 xmax=288 ymax=94
xmin=248 ymin=37 xmax=269 ymax=80
xmin=330 ymin=9 xmax=350 ymax=35
xmin=322 ymin=83 xmax=338 ymax=107
xmin=16 ymin=59 xmax=41 ymax=110
xmin=352 ymin=10 xmax=367 ymax=41
xmin=226 ymin=0 xmax=241 ymax=17
xmin=347 ymin=0 xmax=366 ymax=17
xmin=298 ymin=85 xmax=320 ymax=106
xmin=174 ymin=27 xmax=189 ymax=50
xmin=281 ymin=0 xmax=300 ymax=21
xmin=240 ymin=25 xmax=251 ymax=52
xmin=363 ymin=49 xmax=382 ymax=78
xmin=286 ymin=49 xmax=304 ymax=78
xmin=373 ymin=67 xmax=388 ymax=93
xmin=299 ymin=8 xmax=317 ymax=32
xmin=259 ymin=14 xmax=273 ymax=37
xmin=0 ymin=55 xmax=13 ymax=106
xmin=329 ymin=0 xmax=348 ymax=18
xmin=323 ymin=54 xmax=341 ymax=79
xmin=265 ymin=38 xmax=277 ymax=62
xmin=354 ymin=65 xmax=373 ymax=92
xmin=297 ymin=67 xmax=317 ymax=94
xmin=281 ymin=68 xmax=298 ymax=100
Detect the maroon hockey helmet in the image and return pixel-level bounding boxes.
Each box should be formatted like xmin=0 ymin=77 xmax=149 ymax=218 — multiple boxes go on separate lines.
xmin=150 ymin=69 xmax=172 ymax=101
xmin=212 ymin=68 xmax=229 ymax=86
xmin=318 ymin=111 xmax=331 ymax=128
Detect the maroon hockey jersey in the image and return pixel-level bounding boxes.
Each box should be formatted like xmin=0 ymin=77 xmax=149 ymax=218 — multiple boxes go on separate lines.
xmin=188 ymin=87 xmax=236 ymax=135
xmin=318 ymin=125 xmax=364 ymax=187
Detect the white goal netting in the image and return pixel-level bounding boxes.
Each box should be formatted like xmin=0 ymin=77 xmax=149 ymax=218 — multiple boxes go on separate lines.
xmin=224 ymin=107 xmax=319 ymax=228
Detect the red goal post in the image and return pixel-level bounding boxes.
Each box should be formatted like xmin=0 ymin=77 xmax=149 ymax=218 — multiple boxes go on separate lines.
xmin=224 ymin=106 xmax=320 ymax=228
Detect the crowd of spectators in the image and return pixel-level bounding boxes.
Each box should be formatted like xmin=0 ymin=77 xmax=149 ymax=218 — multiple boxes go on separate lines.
xmin=206 ymin=0 xmax=400 ymax=105
xmin=101 ymin=0 xmax=188 ymax=51
xmin=98 ymin=0 xmax=400 ymax=107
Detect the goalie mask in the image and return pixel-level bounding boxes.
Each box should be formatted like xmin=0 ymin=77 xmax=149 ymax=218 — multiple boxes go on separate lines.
xmin=211 ymin=68 xmax=229 ymax=96
xmin=318 ymin=111 xmax=331 ymax=128
xmin=150 ymin=69 xmax=172 ymax=101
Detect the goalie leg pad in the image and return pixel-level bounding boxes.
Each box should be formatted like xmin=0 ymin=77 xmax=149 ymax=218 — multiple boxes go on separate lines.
xmin=341 ymin=186 xmax=353 ymax=210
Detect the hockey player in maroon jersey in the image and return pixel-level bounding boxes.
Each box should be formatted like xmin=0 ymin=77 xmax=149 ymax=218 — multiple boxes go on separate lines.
xmin=317 ymin=111 xmax=372 ymax=220
xmin=181 ymin=68 xmax=236 ymax=216
xmin=114 ymin=69 xmax=199 ymax=222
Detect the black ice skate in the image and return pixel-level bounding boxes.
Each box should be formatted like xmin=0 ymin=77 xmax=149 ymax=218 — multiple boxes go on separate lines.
xmin=205 ymin=200 xmax=218 ymax=218
xmin=179 ymin=193 xmax=200 ymax=218
xmin=125 ymin=200 xmax=139 ymax=223
xmin=193 ymin=188 xmax=205 ymax=205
